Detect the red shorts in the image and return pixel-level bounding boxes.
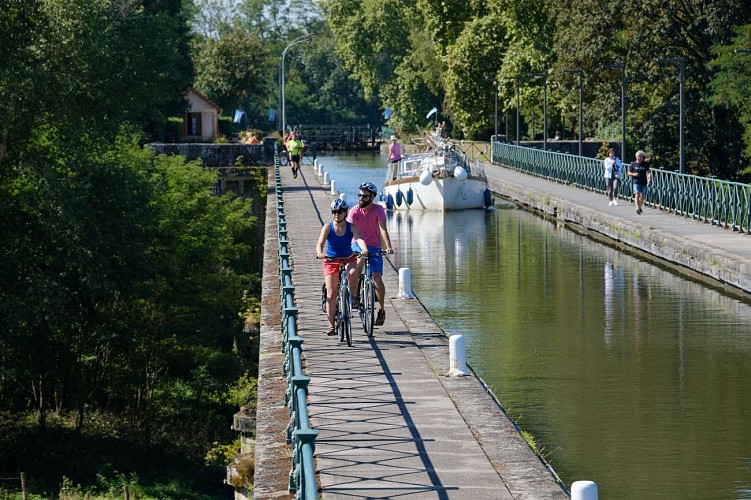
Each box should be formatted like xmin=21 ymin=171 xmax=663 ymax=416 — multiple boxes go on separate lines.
xmin=322 ymin=255 xmax=355 ymax=276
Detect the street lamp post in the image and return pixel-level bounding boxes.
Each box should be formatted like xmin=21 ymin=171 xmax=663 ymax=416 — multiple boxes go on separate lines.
xmin=562 ymin=69 xmax=584 ymax=156
xmin=494 ymin=81 xmax=499 ymax=140
xmin=280 ymin=33 xmax=314 ymax=135
xmin=656 ymin=57 xmax=685 ymax=173
xmin=604 ymin=63 xmax=626 ymax=161
xmin=527 ymin=73 xmax=548 ymax=150
xmin=515 ymin=78 xmax=521 ymax=145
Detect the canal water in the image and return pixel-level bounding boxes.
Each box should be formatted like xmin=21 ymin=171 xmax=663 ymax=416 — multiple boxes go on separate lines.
xmin=310 ymin=152 xmax=751 ymax=499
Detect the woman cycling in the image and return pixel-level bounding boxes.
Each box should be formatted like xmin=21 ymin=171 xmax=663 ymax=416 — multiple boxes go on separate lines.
xmin=316 ymin=199 xmax=368 ymax=336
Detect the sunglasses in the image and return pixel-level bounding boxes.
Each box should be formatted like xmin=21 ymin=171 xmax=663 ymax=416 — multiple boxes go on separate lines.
xmin=332 ymin=209 xmax=346 ymax=214
xmin=358 ymin=193 xmax=371 ymax=198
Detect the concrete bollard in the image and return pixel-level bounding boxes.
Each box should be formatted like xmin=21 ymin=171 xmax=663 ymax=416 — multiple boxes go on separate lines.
xmin=323 ymin=172 xmax=330 ymax=186
xmin=317 ymin=163 xmax=323 ymax=177
xmin=448 ymin=335 xmax=469 ymax=377
xmin=330 ymin=179 xmax=337 ymax=195
xmin=339 ymin=193 xmax=346 ymax=202
xmin=397 ymin=268 xmax=416 ymax=299
xmin=571 ymin=481 xmax=598 ymax=500
xmin=314 ymin=159 xmax=318 ymax=171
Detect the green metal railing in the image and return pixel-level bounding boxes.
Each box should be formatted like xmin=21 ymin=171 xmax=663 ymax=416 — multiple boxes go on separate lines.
xmin=492 ymin=141 xmax=751 ymax=234
xmin=274 ymin=144 xmax=318 ymax=499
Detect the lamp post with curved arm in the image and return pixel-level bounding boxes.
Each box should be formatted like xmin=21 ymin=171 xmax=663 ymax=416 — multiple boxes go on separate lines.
xmin=494 ymin=81 xmax=499 ymax=140
xmin=604 ymin=63 xmax=626 ymax=161
xmin=562 ymin=69 xmax=584 ymax=156
xmin=656 ymin=57 xmax=684 ymax=173
xmin=526 ymin=73 xmax=548 ymax=150
xmin=280 ymin=33 xmax=314 ymax=134
xmin=515 ymin=78 xmax=521 ymax=145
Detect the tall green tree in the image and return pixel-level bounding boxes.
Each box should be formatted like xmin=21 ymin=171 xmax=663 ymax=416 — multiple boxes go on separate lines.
xmin=192 ymin=26 xmax=269 ymax=115
xmin=709 ymin=23 xmax=751 ymax=176
xmin=443 ymin=14 xmax=508 ymax=137
xmin=323 ymin=0 xmax=416 ymax=101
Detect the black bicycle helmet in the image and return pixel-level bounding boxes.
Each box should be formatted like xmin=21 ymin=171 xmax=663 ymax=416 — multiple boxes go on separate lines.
xmin=330 ymin=198 xmax=348 ymax=211
xmin=359 ymin=182 xmax=378 ymax=195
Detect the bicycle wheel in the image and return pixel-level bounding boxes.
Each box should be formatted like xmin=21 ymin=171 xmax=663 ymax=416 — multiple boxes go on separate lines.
xmin=342 ymin=288 xmax=352 ymax=347
xmin=336 ymin=299 xmax=344 ymax=343
xmin=357 ymin=275 xmax=366 ymax=326
xmin=363 ymin=278 xmax=375 ymax=337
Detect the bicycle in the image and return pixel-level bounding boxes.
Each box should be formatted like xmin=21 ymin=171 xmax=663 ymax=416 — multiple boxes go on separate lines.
xmin=279 ymin=147 xmax=290 ymax=166
xmin=355 ymin=251 xmax=383 ymax=337
xmin=319 ymin=257 xmax=353 ymax=346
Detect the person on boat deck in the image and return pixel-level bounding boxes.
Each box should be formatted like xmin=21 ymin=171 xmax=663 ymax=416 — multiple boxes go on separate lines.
xmin=316 ymin=199 xmax=368 ymax=337
xmin=348 ymin=182 xmax=394 ymax=327
xmin=388 ymin=135 xmax=402 ymax=163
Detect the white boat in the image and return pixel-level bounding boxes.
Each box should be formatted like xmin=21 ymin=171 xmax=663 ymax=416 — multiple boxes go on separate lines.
xmin=383 ymin=137 xmax=493 ymax=210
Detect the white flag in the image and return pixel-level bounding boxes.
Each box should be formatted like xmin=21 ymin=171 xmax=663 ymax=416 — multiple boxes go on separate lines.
xmin=426 ymin=107 xmax=438 ymax=119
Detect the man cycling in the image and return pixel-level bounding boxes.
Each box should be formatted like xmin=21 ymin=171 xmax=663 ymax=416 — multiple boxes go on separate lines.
xmin=348 ymin=182 xmax=394 ymax=326
xmin=286 ymin=131 xmax=304 ymax=178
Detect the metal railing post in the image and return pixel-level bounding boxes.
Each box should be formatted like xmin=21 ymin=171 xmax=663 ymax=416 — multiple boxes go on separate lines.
xmin=273 ymin=146 xmax=319 ymax=499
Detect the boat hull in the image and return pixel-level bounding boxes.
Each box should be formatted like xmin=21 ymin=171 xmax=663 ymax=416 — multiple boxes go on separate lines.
xmin=383 ymin=176 xmax=488 ymax=210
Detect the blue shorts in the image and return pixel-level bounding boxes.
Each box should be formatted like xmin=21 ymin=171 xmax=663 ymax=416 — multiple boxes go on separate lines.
xmin=633 ymin=183 xmax=648 ymax=195
xmin=352 ymin=244 xmax=384 ymax=274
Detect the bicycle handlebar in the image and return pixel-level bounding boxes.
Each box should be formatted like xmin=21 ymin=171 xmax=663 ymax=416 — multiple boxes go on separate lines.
xmin=317 ymin=254 xmax=356 ymax=262
xmin=354 ymin=249 xmax=393 ymax=258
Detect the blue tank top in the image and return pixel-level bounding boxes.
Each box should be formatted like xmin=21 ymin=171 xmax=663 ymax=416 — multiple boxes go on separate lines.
xmin=326 ymin=221 xmax=354 ymax=258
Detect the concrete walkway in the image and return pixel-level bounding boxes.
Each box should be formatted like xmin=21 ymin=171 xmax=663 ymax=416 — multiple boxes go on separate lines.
xmin=253 ymin=162 xmax=567 ymax=499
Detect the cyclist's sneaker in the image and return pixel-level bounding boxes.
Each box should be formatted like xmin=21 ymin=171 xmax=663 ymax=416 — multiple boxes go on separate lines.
xmin=375 ymin=309 xmax=385 ymax=326
xmin=351 ymin=297 xmax=360 ymax=310
xmin=326 ymin=327 xmax=336 ymax=336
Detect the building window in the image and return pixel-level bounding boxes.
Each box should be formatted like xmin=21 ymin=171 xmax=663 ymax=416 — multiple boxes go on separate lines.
xmin=186 ymin=112 xmax=202 ymax=136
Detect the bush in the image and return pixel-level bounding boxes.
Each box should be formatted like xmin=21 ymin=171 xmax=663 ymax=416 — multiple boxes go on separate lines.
xmin=165 ymin=117 xmax=183 ymax=143
xmin=218 ymin=116 xmax=235 ymax=140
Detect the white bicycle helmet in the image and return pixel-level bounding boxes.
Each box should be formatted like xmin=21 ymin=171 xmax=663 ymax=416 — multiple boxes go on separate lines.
xmin=330 ymin=198 xmax=348 ymax=211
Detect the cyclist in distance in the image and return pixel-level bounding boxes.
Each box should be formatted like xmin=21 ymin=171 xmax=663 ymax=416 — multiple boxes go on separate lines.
xmin=316 ymin=199 xmax=368 ymax=336
xmin=348 ymin=182 xmax=394 ymax=326
xmin=286 ymin=130 xmax=304 ymax=178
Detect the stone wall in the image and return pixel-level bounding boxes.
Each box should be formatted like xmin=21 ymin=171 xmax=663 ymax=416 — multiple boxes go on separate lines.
xmin=149 ymin=141 xmax=273 ymax=167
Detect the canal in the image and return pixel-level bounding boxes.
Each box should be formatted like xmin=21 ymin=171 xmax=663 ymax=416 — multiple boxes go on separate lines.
xmin=311 ymin=152 xmax=751 ymax=499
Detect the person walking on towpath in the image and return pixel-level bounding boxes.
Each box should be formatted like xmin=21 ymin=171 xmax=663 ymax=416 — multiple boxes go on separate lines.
xmin=316 ymin=199 xmax=368 ymax=336
xmin=348 ymin=182 xmax=394 ymax=326
xmin=604 ymin=147 xmax=623 ymax=206
xmin=628 ymin=150 xmax=652 ymax=215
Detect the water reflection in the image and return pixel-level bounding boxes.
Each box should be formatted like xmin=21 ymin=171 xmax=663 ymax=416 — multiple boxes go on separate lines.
xmin=387 ymin=207 xmax=751 ymax=500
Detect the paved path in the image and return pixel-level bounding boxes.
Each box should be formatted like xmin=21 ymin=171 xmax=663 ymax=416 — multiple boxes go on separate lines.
xmin=253 ymin=162 xmax=567 ymax=499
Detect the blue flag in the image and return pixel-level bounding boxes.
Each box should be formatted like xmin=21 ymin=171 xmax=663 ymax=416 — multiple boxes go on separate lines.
xmin=268 ymin=108 xmax=276 ymax=122
xmin=426 ymin=107 xmax=438 ymax=119
xmin=384 ymin=108 xmax=392 ymax=120
xmin=233 ymin=109 xmax=245 ymax=123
